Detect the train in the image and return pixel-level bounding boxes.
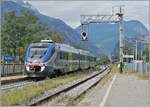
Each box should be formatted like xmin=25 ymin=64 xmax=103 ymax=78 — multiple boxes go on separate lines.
xmin=25 ymin=40 xmax=96 ymax=78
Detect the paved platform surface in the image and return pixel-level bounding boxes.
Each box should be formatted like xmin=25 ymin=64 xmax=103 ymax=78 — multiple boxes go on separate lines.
xmin=1 ymin=75 xmax=26 ymax=81
xmin=78 ymin=73 xmax=150 ymax=107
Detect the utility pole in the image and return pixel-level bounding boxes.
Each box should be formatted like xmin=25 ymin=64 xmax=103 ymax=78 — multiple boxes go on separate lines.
xmin=140 ymin=42 xmax=143 ymax=60
xmin=116 ymin=6 xmax=125 ymax=73
xmin=80 ymin=6 xmax=125 ymax=73
xmin=134 ymin=40 xmax=138 ymax=72
xmin=136 ymin=40 xmax=138 ymax=60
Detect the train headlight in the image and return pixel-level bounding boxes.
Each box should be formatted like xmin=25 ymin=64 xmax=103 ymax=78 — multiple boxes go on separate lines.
xmin=40 ymin=66 xmax=45 ymax=72
xmin=26 ymin=66 xmax=30 ymax=71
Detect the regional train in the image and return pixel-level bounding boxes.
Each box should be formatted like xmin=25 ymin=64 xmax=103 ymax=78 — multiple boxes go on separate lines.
xmin=25 ymin=40 xmax=96 ymax=78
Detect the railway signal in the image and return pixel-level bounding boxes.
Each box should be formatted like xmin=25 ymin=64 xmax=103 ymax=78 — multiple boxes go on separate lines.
xmin=80 ymin=5 xmax=125 ymax=73
xmin=115 ymin=6 xmax=125 ymax=73
xmin=81 ymin=32 xmax=88 ymax=41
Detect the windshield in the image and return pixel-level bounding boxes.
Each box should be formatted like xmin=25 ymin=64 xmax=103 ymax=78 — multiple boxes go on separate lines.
xmin=30 ymin=47 xmax=47 ymax=59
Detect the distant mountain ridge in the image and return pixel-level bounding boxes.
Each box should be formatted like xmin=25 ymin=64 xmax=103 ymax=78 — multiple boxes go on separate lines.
xmin=2 ymin=0 xmax=149 ymax=58
xmin=76 ymin=20 xmax=149 ymax=57
xmin=1 ymin=0 xmax=81 ymax=45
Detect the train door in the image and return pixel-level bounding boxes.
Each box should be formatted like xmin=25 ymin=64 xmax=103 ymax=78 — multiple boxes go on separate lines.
xmin=68 ymin=52 xmax=73 ymax=72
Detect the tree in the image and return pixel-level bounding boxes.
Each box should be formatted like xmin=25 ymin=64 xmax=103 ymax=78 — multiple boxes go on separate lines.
xmin=96 ymin=53 xmax=110 ymax=65
xmin=1 ymin=11 xmax=49 ymax=62
xmin=143 ymin=47 xmax=149 ymax=62
xmin=47 ymin=31 xmax=64 ymax=43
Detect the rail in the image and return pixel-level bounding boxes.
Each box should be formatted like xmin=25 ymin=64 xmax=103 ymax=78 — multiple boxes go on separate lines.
xmin=26 ymin=66 xmax=110 ymax=106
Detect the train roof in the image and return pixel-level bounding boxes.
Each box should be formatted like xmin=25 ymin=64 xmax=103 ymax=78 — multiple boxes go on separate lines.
xmin=56 ymin=43 xmax=79 ymax=54
xmin=28 ymin=41 xmax=95 ymax=57
xmin=29 ymin=42 xmax=53 ymax=47
xmin=56 ymin=43 xmax=95 ymax=57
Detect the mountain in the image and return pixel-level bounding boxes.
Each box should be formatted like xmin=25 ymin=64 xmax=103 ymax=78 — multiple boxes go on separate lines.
xmin=1 ymin=0 xmax=81 ymax=45
xmin=76 ymin=20 xmax=149 ymax=57
xmin=1 ymin=0 xmax=38 ymax=16
xmin=2 ymin=0 xmax=149 ymax=58
xmin=1 ymin=0 xmax=101 ymax=56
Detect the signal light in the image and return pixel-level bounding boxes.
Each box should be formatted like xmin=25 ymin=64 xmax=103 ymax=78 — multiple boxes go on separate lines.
xmin=81 ymin=32 xmax=88 ymax=41
xmin=82 ymin=32 xmax=86 ymax=37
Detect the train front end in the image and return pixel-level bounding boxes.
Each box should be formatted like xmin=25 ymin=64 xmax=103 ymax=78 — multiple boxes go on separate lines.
xmin=25 ymin=40 xmax=55 ymax=78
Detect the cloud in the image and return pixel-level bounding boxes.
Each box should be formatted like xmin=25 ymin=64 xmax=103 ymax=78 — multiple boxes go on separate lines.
xmin=28 ymin=1 xmax=149 ymax=29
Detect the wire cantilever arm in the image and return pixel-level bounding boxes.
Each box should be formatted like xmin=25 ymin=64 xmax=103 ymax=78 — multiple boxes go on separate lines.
xmin=80 ymin=14 xmax=118 ymax=25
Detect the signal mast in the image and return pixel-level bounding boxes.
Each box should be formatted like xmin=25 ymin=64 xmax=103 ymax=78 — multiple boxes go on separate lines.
xmin=80 ymin=5 xmax=125 ymax=73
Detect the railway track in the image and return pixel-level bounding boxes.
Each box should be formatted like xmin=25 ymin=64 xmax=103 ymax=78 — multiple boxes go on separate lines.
xmin=1 ymin=76 xmax=28 ymax=85
xmin=1 ymin=80 xmax=34 ymax=91
xmin=26 ymin=66 xmax=111 ymax=106
xmin=0 ymin=71 xmax=88 ymax=92
xmin=1 ymin=67 xmax=96 ymax=92
xmin=1 ymin=78 xmax=51 ymax=92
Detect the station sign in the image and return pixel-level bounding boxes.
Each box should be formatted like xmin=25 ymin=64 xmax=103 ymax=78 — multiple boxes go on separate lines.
xmin=4 ymin=56 xmax=14 ymax=62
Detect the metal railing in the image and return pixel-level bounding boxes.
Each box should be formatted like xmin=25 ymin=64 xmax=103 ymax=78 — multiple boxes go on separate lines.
xmin=1 ymin=63 xmax=25 ymax=77
xmin=124 ymin=62 xmax=149 ymax=75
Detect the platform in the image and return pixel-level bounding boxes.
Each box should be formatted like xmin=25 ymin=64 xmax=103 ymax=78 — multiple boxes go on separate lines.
xmin=1 ymin=75 xmax=27 ymax=84
xmin=78 ymin=73 xmax=150 ymax=107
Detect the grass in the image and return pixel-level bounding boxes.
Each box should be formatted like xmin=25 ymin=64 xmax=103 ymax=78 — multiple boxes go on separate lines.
xmin=123 ymin=67 xmax=149 ymax=80
xmin=126 ymin=71 xmax=149 ymax=80
xmin=109 ymin=64 xmax=119 ymax=73
xmin=110 ymin=64 xmax=149 ymax=80
xmin=67 ymin=95 xmax=84 ymax=106
xmin=1 ymin=70 xmax=95 ymax=106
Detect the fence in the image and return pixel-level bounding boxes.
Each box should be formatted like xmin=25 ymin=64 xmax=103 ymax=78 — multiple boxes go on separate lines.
xmin=124 ymin=61 xmax=150 ymax=75
xmin=1 ymin=63 xmax=25 ymax=77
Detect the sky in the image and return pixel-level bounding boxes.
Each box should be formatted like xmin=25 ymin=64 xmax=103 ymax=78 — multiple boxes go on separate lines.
xmin=28 ymin=0 xmax=149 ymax=29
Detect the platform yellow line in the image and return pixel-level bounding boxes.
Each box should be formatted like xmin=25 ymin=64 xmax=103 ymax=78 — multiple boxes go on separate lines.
xmin=100 ymin=74 xmax=117 ymax=107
